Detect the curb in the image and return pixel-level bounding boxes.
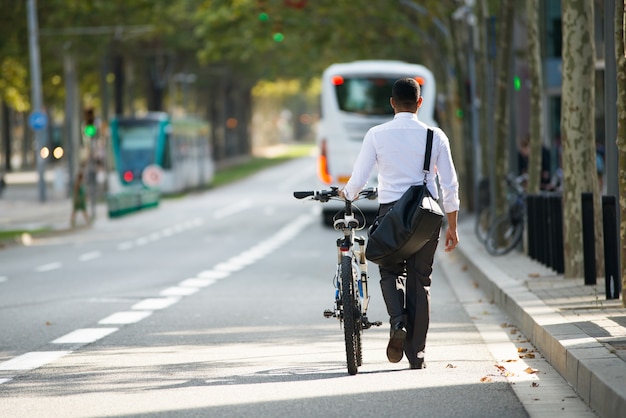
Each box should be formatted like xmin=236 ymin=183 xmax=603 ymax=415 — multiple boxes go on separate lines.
xmin=453 ymin=219 xmax=626 ymax=418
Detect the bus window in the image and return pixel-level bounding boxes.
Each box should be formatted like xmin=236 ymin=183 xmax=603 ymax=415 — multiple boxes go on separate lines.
xmin=335 ymin=77 xmax=395 ymax=115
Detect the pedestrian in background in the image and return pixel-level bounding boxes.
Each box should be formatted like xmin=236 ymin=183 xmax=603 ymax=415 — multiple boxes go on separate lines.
xmin=70 ymin=170 xmax=89 ymax=227
xmin=340 ymin=78 xmax=460 ymax=370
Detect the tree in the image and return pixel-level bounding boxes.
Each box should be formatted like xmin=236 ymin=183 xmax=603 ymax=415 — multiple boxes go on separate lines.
xmin=560 ymin=0 xmax=604 ymax=279
xmin=616 ymin=0 xmax=626 ymax=305
xmin=525 ymin=0 xmax=544 ymax=195
xmin=492 ymin=0 xmax=515 ymax=218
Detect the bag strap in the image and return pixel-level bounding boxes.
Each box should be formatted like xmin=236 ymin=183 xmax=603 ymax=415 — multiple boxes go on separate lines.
xmin=423 ymin=129 xmax=433 ymax=184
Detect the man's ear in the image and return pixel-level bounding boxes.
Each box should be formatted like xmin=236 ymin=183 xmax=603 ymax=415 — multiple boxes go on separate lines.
xmin=417 ymin=96 xmax=423 ymax=109
xmin=390 ymin=97 xmax=395 ymax=110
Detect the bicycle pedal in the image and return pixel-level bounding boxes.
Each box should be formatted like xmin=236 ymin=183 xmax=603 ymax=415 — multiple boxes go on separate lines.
xmin=323 ymin=309 xmax=334 ymax=318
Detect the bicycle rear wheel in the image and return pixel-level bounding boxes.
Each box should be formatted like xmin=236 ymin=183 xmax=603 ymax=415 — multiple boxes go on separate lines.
xmin=340 ymin=255 xmax=359 ymax=375
xmin=485 ymin=213 xmax=523 ymax=256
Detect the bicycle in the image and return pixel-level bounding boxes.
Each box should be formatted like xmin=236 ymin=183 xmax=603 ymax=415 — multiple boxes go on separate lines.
xmin=474 ymin=177 xmax=492 ymax=243
xmin=293 ymin=186 xmax=381 ymax=375
xmin=485 ymin=174 xmax=526 ymax=256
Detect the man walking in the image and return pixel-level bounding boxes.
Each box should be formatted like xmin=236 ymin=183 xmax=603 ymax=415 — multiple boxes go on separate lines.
xmin=340 ymin=77 xmax=460 ymax=369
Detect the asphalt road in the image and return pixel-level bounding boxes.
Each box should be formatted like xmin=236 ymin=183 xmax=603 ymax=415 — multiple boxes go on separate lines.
xmin=0 ymin=156 xmax=593 ymax=417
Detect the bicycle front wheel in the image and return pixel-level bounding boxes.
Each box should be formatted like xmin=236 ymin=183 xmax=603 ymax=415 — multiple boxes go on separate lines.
xmin=474 ymin=206 xmax=492 ymax=243
xmin=340 ymin=255 xmax=359 ymax=375
xmin=485 ymin=213 xmax=523 ymax=256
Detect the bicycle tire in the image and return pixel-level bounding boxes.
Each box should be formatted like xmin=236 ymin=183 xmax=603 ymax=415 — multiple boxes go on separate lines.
xmin=485 ymin=213 xmax=523 ymax=256
xmin=474 ymin=206 xmax=492 ymax=243
xmin=340 ymin=255 xmax=359 ymax=375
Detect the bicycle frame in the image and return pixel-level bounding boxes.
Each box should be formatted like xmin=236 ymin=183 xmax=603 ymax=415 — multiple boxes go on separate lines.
xmin=293 ymin=187 xmax=381 ymax=374
xmin=336 ymin=197 xmax=368 ymax=300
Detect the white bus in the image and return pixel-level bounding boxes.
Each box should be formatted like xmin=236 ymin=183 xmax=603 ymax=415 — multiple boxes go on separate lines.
xmin=316 ymin=60 xmax=438 ymax=225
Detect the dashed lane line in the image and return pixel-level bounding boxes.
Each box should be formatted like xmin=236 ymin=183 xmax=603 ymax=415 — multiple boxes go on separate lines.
xmin=35 ymin=262 xmax=62 ymax=272
xmin=79 ymin=251 xmax=101 ymax=262
xmin=98 ymin=311 xmax=153 ymax=325
xmin=0 ymin=351 xmax=73 ymax=371
xmin=52 ymin=328 xmax=118 ymax=344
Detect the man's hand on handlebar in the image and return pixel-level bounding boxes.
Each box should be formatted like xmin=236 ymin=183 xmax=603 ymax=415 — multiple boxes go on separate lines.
xmin=338 ymin=188 xmax=359 ymax=201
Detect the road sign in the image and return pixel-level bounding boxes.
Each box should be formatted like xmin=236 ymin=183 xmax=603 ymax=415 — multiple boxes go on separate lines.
xmin=142 ymin=164 xmax=163 ymax=187
xmin=28 ymin=111 xmax=48 ymax=131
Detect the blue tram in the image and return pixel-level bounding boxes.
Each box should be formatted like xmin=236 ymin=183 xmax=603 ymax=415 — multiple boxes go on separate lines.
xmin=109 ymin=112 xmax=214 ymax=194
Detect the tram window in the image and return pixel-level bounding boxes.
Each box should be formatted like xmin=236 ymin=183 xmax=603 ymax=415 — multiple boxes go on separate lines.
xmin=162 ymin=132 xmax=172 ymax=169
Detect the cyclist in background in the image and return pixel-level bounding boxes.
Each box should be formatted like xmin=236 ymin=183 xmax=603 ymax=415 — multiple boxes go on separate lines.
xmin=340 ymin=78 xmax=460 ymax=370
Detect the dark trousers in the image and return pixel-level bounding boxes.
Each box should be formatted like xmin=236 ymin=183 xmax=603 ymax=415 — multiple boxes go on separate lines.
xmin=376 ymin=201 xmax=441 ymax=364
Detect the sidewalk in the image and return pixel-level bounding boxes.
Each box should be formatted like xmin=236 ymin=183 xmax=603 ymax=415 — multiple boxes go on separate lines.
xmin=0 ymin=170 xmax=107 ymax=241
xmin=450 ymin=217 xmax=626 ymax=418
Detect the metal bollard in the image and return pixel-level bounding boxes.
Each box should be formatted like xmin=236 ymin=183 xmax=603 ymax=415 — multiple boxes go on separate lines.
xmin=581 ymin=193 xmax=596 ymax=285
xmin=549 ymin=194 xmax=564 ymax=274
xmin=602 ymin=196 xmax=620 ymax=299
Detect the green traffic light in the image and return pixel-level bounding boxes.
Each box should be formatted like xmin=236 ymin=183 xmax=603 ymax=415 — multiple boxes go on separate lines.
xmin=273 ymin=32 xmax=284 ymax=42
xmin=84 ymin=124 xmax=97 ymax=137
xmin=258 ymin=12 xmax=269 ymax=22
xmin=514 ymin=76 xmax=521 ymax=91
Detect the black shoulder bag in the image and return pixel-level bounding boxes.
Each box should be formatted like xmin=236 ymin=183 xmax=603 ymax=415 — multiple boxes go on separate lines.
xmin=365 ymin=129 xmax=444 ymax=266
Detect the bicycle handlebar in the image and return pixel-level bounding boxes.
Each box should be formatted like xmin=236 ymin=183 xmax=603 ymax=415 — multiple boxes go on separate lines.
xmin=293 ymin=187 xmax=377 ymax=202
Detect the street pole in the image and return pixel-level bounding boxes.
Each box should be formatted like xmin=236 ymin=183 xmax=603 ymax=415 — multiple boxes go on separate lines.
xmin=27 ymin=0 xmax=47 ymax=202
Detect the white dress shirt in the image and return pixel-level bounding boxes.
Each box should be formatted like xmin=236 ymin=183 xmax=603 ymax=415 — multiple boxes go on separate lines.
xmin=343 ymin=112 xmax=460 ymax=213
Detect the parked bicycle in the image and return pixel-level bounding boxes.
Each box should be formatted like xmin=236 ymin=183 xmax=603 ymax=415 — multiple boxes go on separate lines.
xmin=293 ymin=186 xmax=381 ymax=375
xmin=474 ymin=177 xmax=492 ymax=243
xmin=485 ymin=174 xmax=527 ymax=256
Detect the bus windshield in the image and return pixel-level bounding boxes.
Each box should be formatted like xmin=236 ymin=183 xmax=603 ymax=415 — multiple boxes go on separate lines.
xmin=334 ymin=77 xmax=396 ymax=116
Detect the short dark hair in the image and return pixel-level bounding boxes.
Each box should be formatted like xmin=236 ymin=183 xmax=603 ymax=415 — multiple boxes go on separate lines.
xmin=392 ymin=78 xmax=421 ymax=108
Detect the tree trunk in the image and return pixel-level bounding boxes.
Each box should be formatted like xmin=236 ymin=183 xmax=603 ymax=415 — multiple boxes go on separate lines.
xmin=615 ymin=0 xmax=626 ymax=305
xmin=477 ymin=0 xmax=490 ymax=181
xmin=561 ymin=0 xmax=604 ymax=279
xmin=493 ymin=0 xmax=515 ymax=217
xmin=526 ymin=0 xmax=544 ymax=195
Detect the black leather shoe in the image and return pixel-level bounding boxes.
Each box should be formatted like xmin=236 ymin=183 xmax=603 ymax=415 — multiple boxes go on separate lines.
xmin=410 ymin=359 xmax=426 ymax=369
xmin=386 ymin=323 xmax=406 ymax=363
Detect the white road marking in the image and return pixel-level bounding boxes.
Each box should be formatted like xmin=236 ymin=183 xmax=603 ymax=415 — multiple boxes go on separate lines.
xmin=213 ymin=262 xmax=244 ymax=273
xmin=0 ymin=377 xmax=13 ymax=385
xmin=179 ymin=278 xmax=216 ymax=288
xmin=213 ymin=200 xmax=252 ymax=220
xmin=197 ymin=270 xmax=230 ymax=280
xmin=98 ymin=311 xmax=153 ymax=325
xmin=79 ymin=251 xmax=101 ymax=262
xmin=52 ymin=328 xmax=118 ymax=344
xmin=118 ymin=242 xmax=134 ymax=251
xmin=131 ymin=297 xmax=180 ymax=311
xmin=35 ymin=262 xmax=62 ymax=272
xmin=160 ymin=286 xmax=199 ymax=297
xmin=0 ymin=351 xmax=72 ymax=371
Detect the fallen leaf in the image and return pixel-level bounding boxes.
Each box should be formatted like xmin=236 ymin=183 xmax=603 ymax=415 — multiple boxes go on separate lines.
xmin=495 ymin=365 xmax=514 ymax=377
xmin=510 ymin=329 xmax=518 ymax=334
xmin=446 ymin=363 xmax=457 ymax=368
xmin=517 ymin=347 xmax=528 ymax=353
xmin=504 ymin=359 xmax=518 ymax=363
xmin=528 ymin=273 xmax=541 ymax=278
xmin=45 ymin=321 xmax=53 ymax=326
xmin=480 ymin=376 xmax=493 ymax=383
xmin=531 ymin=382 xmax=540 ymax=387
xmin=462 ymin=265 xmax=469 ymax=272
xmin=524 ymin=367 xmax=539 ymax=374
xmin=523 ymin=353 xmax=536 ymax=359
